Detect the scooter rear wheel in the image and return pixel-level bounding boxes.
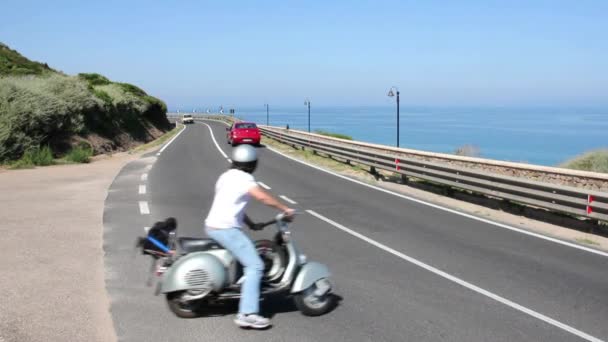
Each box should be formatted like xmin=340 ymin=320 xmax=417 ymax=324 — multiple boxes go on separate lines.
xmin=166 ymin=291 xmax=203 ymax=318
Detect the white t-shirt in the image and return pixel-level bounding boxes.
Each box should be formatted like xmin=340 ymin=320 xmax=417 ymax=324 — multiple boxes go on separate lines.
xmin=205 ymin=169 xmax=258 ymax=229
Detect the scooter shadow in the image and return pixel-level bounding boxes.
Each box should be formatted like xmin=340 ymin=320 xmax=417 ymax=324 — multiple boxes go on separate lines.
xmin=197 ymin=294 xmax=343 ymax=319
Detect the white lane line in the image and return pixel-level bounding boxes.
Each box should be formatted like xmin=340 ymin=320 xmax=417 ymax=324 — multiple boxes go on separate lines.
xmin=280 ymin=195 xmax=298 ymax=205
xmin=139 ymin=185 xmax=146 ymax=194
xmin=158 ymin=124 xmax=187 ymax=155
xmin=257 ymin=181 xmax=271 ymax=190
xmin=306 ymin=209 xmax=604 ymax=342
xmin=201 ymin=123 xmax=229 ymax=159
xmin=139 ymin=201 xmax=150 ymax=215
xmin=266 ymin=145 xmax=608 ymax=258
xmin=141 ymin=173 xmax=148 ymax=181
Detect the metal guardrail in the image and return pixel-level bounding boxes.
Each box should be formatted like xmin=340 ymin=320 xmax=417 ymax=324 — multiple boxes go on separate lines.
xmin=259 ymin=127 xmax=608 ymax=222
xmin=168 ymin=114 xmax=608 ymax=222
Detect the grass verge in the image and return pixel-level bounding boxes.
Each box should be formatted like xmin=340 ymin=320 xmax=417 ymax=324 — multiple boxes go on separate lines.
xmin=130 ymin=123 xmax=183 ymax=154
xmin=313 ymin=130 xmax=353 ymax=140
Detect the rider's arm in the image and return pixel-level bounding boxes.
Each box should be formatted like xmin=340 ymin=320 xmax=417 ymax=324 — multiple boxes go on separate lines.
xmin=248 ymin=186 xmax=292 ymax=213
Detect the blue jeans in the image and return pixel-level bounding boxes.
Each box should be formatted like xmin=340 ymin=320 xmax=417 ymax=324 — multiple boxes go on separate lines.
xmin=205 ymin=227 xmax=264 ymax=315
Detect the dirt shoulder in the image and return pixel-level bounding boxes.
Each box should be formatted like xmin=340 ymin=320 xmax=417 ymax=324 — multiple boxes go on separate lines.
xmin=0 ymin=151 xmax=145 ymax=342
xmin=262 ymin=137 xmax=608 ymax=252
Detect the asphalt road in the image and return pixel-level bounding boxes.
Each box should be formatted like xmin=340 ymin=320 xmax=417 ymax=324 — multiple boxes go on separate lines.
xmin=103 ymin=120 xmax=608 ymax=342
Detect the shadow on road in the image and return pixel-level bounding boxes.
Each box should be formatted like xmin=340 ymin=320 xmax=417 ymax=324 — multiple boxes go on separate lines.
xmin=195 ymin=293 xmax=343 ymax=320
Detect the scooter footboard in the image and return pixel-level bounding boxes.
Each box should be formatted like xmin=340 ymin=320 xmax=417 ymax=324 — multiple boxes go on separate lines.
xmin=291 ymin=261 xmax=331 ymax=293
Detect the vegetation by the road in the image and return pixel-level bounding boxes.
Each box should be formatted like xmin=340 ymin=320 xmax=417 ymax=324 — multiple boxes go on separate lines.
xmin=0 ymin=42 xmax=170 ymax=163
xmin=130 ymin=123 xmax=183 ymax=154
xmin=561 ymin=149 xmax=608 ymax=174
xmin=314 ymin=129 xmax=353 ymax=140
xmin=454 ymin=144 xmax=481 ymax=157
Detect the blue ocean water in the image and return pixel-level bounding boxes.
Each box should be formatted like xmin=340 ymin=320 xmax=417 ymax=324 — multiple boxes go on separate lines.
xmin=210 ymin=106 xmax=608 ymax=167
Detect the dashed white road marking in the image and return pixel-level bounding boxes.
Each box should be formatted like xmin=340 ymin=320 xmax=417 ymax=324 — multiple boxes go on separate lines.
xmin=257 ymin=181 xmax=271 ymax=190
xmin=139 ymin=185 xmax=146 ymax=194
xmin=139 ymin=201 xmax=150 ymax=215
xmin=280 ymin=195 xmax=297 ymax=205
xmin=306 ymin=209 xmax=604 ymax=342
xmin=141 ymin=173 xmax=148 ymax=181
xmin=157 ymin=124 xmax=187 ymax=155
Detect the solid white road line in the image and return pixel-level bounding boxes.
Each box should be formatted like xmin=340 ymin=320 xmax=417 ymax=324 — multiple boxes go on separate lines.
xmin=157 ymin=124 xmax=187 ymax=155
xmin=266 ymin=146 xmax=608 ymax=258
xmin=139 ymin=185 xmax=146 ymax=194
xmin=201 ymin=123 xmax=229 ymax=159
xmin=280 ymin=195 xmax=298 ymax=205
xmin=306 ymin=209 xmax=604 ymax=342
xmin=139 ymin=201 xmax=150 ymax=215
xmin=257 ymin=181 xmax=271 ymax=190
xmin=141 ymin=173 xmax=148 ymax=181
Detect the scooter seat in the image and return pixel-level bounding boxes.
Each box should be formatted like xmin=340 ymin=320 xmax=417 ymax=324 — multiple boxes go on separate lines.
xmin=178 ymin=237 xmax=221 ymax=253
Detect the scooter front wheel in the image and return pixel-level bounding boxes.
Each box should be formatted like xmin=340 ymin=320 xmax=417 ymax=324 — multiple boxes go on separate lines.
xmin=294 ymin=279 xmax=336 ymax=316
xmin=166 ymin=291 xmax=204 ymax=318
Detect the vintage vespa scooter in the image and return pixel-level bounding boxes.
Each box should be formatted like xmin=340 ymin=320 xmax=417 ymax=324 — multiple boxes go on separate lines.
xmin=140 ymin=213 xmax=335 ymax=318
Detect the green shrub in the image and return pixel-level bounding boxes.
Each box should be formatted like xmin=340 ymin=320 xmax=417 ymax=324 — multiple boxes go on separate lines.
xmin=117 ymin=82 xmax=147 ymax=97
xmin=93 ymin=88 xmax=113 ymax=106
xmin=0 ymin=74 xmax=101 ymax=161
xmin=65 ymin=144 xmax=93 ymax=163
xmin=1 ymin=42 xmax=54 ymax=76
xmin=10 ymin=146 xmax=54 ymax=169
xmin=560 ymin=149 xmax=608 ymax=173
xmin=78 ymin=73 xmax=111 ymax=86
xmin=314 ymin=130 xmax=353 ymax=140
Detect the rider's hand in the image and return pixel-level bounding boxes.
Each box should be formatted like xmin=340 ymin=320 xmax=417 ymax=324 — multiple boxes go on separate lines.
xmin=283 ymin=208 xmax=295 ymax=222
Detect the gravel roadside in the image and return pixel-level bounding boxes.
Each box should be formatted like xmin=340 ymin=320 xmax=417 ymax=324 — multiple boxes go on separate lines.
xmin=0 ymin=153 xmax=141 ymax=342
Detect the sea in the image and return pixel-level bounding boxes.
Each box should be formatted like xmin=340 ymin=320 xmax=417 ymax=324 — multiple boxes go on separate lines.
xmin=191 ymin=106 xmax=608 ymax=167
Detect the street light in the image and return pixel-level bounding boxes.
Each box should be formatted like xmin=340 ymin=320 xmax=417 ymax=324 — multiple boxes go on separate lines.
xmin=387 ymin=87 xmax=400 ymax=147
xmin=304 ymin=98 xmax=311 ymax=132
xmin=264 ymin=103 xmax=269 ymax=126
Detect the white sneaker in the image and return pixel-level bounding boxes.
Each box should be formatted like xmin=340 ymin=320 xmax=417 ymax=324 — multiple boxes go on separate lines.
xmin=234 ymin=313 xmax=271 ymax=329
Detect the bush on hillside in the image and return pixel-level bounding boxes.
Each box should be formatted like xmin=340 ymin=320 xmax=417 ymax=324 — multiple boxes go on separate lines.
xmin=0 ymin=43 xmax=170 ymax=163
xmin=65 ymin=143 xmax=93 ymax=163
xmin=0 ymin=42 xmax=54 ymax=76
xmin=78 ymin=73 xmax=111 ymax=86
xmin=561 ymin=149 xmax=608 ymax=173
xmin=0 ymin=74 xmax=101 ymax=161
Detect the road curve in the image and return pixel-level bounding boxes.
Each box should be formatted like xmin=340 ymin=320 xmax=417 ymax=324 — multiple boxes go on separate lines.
xmin=103 ymin=120 xmax=608 ymax=342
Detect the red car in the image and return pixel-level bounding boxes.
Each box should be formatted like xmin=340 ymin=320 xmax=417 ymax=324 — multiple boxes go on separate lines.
xmin=226 ymin=122 xmax=261 ymax=146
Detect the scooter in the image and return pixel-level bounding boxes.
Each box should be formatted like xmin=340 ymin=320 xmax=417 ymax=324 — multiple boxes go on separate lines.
xmin=142 ymin=213 xmax=335 ymax=318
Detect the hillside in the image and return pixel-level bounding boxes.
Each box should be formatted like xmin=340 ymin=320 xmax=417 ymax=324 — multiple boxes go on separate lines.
xmin=0 ymin=43 xmax=170 ymax=162
xmin=0 ymin=42 xmax=55 ymax=76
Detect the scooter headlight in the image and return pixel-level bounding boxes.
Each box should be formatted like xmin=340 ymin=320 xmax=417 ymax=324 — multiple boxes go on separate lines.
xmin=298 ymin=254 xmax=307 ymax=265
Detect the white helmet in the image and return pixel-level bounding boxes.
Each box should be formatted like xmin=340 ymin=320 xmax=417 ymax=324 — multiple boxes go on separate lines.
xmin=231 ymin=145 xmax=258 ymax=173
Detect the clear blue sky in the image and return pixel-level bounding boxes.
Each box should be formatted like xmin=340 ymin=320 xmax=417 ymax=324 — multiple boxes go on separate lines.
xmin=1 ymin=0 xmax=607 ymax=109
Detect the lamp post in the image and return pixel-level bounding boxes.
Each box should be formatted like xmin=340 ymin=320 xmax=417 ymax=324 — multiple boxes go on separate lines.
xmin=264 ymin=103 xmax=269 ymax=126
xmin=387 ymin=87 xmax=400 ymax=147
xmin=304 ymin=98 xmax=311 ymax=132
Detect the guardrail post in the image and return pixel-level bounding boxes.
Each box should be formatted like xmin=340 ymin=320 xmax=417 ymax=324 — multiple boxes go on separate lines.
xmin=370 ymin=166 xmax=377 ymax=175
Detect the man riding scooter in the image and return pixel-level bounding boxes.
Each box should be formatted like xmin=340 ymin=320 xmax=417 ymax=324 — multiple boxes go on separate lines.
xmin=205 ymin=145 xmax=294 ymax=329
